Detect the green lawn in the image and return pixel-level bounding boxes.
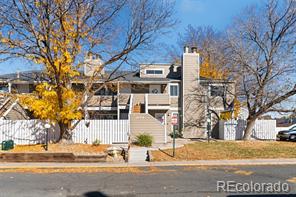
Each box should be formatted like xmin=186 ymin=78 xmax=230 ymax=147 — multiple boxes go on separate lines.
xmin=151 ymin=141 xmax=296 ymax=161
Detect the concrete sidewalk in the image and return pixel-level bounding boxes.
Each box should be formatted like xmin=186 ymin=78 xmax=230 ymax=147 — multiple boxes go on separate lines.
xmin=1 ymin=158 xmax=296 ymax=169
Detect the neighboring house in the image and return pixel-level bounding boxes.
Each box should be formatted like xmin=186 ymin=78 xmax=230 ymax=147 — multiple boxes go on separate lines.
xmin=0 ymin=47 xmax=234 ymax=142
xmin=276 ymin=118 xmax=296 ymax=128
xmin=0 ymin=95 xmax=30 ymax=120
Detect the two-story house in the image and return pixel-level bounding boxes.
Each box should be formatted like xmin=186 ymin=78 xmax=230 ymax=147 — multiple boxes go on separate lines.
xmin=0 ymin=47 xmax=234 ymax=143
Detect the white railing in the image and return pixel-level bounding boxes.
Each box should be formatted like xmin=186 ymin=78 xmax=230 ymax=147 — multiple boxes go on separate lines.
xmin=219 ymin=119 xmax=277 ymax=140
xmin=0 ymin=119 xmax=129 ymax=145
xmin=129 ymin=94 xmax=133 ymax=114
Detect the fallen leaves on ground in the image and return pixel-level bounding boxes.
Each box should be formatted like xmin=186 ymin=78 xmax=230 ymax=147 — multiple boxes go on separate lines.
xmin=0 ymin=166 xmax=178 ymax=174
xmin=0 ymin=167 xmax=143 ymax=174
xmin=152 ymin=141 xmax=296 ymax=161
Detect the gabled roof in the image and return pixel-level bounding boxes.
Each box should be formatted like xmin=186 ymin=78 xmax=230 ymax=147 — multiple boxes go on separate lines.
xmin=0 ymin=95 xmax=30 ymax=120
xmin=0 ymin=70 xmax=47 ymax=83
xmin=0 ymin=70 xmax=179 ymax=84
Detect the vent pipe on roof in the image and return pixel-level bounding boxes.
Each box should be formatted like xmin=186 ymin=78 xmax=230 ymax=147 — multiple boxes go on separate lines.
xmin=16 ymin=70 xmax=20 ymax=79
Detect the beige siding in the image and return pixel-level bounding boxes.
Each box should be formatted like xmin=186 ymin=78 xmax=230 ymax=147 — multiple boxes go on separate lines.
xmin=133 ymin=94 xmax=145 ymax=105
xmin=182 ymin=52 xmax=202 ymax=137
xmin=182 ymin=53 xmax=199 ymax=95
xmin=118 ymin=94 xmax=130 ymax=105
xmin=140 ymin=64 xmax=170 ymax=78
xmin=88 ymin=96 xmax=117 ymax=107
xmin=148 ymin=94 xmax=169 ymax=105
xmin=170 ymin=97 xmax=180 ymax=108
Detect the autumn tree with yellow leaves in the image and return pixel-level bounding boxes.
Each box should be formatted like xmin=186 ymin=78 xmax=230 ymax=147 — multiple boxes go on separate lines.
xmin=0 ymin=0 xmax=175 ymax=141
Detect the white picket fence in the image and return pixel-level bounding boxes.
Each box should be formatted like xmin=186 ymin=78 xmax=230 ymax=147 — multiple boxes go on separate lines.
xmin=0 ymin=119 xmax=129 ymax=145
xmin=219 ymin=119 xmax=277 ymax=140
xmin=72 ymin=120 xmax=129 ymax=144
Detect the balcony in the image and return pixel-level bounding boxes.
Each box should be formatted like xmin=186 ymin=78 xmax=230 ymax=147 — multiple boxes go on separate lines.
xmin=147 ymin=94 xmax=170 ymax=106
xmin=118 ymin=94 xmax=131 ymax=106
xmin=88 ymin=95 xmax=117 ymax=108
xmin=86 ymin=93 xmax=171 ymax=110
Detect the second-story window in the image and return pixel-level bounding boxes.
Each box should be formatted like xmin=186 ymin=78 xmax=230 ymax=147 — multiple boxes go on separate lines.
xmin=210 ymin=85 xmax=225 ymax=97
xmin=170 ymin=84 xmax=179 ymax=96
xmin=145 ymin=69 xmax=163 ymax=75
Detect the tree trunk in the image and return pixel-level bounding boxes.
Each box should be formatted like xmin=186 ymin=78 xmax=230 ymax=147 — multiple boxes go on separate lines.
xmin=242 ymin=117 xmax=256 ymax=140
xmin=58 ymin=121 xmax=72 ymax=142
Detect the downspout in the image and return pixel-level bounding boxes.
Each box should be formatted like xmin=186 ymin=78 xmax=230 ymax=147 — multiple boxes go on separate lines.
xmin=117 ymin=81 xmax=120 ymax=121
xmin=164 ymin=113 xmax=167 ymax=143
xmin=145 ymin=94 xmax=148 ymax=114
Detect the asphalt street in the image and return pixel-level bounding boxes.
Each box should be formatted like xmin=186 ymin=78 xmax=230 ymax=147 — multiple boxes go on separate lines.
xmin=0 ymin=165 xmax=296 ymax=197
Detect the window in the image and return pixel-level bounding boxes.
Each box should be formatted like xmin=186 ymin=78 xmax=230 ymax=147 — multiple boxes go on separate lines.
xmin=210 ymin=86 xmax=225 ymax=97
xmin=170 ymin=84 xmax=179 ymax=96
xmin=145 ymin=69 xmax=163 ymax=75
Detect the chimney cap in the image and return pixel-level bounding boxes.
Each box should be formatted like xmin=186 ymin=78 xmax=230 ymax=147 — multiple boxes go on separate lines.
xmin=191 ymin=46 xmax=198 ymax=53
xmin=184 ymin=46 xmax=190 ymax=53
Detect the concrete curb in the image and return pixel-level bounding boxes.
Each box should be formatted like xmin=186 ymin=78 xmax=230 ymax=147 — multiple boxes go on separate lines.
xmin=1 ymin=158 xmax=296 ymax=169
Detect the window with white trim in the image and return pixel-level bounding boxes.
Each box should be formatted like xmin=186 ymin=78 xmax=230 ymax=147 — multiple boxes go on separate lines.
xmin=170 ymin=84 xmax=179 ymax=96
xmin=145 ymin=69 xmax=163 ymax=75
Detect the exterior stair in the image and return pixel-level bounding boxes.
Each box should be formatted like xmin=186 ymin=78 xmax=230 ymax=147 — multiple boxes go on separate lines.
xmin=128 ymin=147 xmax=148 ymax=163
xmin=130 ymin=113 xmax=166 ymax=143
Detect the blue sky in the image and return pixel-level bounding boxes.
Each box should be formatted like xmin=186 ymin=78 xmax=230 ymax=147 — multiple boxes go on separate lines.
xmin=0 ymin=0 xmax=261 ymax=74
xmin=170 ymin=0 xmax=259 ymax=38
xmin=159 ymin=0 xmax=261 ymax=47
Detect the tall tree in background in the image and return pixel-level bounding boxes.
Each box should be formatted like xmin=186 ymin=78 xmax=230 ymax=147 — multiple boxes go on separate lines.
xmin=0 ymin=0 xmax=175 ymax=141
xmin=228 ymin=0 xmax=296 ymax=140
xmin=172 ymin=26 xmax=238 ymax=133
xmin=171 ymin=25 xmax=230 ymax=80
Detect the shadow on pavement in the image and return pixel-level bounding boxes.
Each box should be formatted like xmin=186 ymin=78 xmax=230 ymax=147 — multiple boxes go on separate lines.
xmin=68 ymin=191 xmax=108 ymax=197
xmin=83 ymin=192 xmax=108 ymax=197
xmin=68 ymin=191 xmax=136 ymax=197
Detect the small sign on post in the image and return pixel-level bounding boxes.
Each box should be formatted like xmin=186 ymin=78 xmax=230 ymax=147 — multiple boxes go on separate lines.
xmin=171 ymin=114 xmax=178 ymax=125
xmin=171 ymin=114 xmax=178 ymax=157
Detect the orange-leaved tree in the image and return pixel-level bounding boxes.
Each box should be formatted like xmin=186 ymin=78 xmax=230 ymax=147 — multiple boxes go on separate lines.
xmin=0 ymin=0 xmax=175 ymax=141
xmin=199 ymin=56 xmax=228 ymax=80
